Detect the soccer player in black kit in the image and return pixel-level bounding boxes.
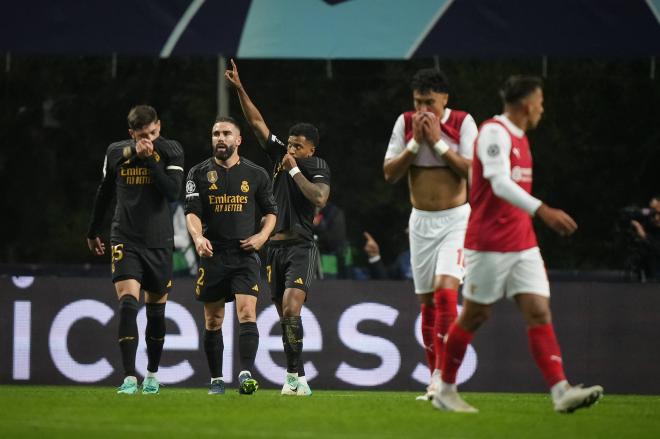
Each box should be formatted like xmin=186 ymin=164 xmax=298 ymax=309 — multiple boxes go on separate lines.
xmin=86 ymin=105 xmax=184 ymax=394
xmin=185 ymin=116 xmax=277 ymax=395
xmin=225 ymin=60 xmax=331 ymax=396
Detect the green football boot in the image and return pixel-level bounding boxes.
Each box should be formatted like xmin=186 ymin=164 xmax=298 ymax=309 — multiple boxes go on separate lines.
xmin=141 ymin=376 xmax=160 ymax=395
xmin=117 ymin=376 xmax=139 ymax=395
xmin=238 ymin=371 xmax=259 ymax=395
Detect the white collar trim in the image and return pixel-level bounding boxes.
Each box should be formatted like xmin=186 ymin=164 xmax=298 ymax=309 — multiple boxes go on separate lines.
xmin=495 ymin=114 xmax=524 ymax=138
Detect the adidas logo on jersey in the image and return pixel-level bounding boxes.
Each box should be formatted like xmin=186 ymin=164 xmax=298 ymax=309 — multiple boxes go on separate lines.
xmin=209 ymin=183 xmax=218 ymax=190
xmin=251 ymin=284 xmax=259 ymax=292
xmin=294 ymin=278 xmax=304 ymax=285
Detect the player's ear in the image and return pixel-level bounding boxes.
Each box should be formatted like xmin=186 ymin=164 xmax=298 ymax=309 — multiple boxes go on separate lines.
xmin=128 ymin=129 xmax=134 ymax=139
xmin=236 ymin=135 xmax=242 ymax=146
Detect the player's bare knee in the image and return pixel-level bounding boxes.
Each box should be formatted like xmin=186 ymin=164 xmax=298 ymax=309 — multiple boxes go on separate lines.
xmin=205 ymin=316 xmax=223 ymax=331
xmin=282 ymin=303 xmax=302 ymax=318
xmin=116 ymin=290 xmax=139 ymax=301
xmin=524 ymin=308 xmax=551 ymax=326
xmin=145 ymin=291 xmax=168 ymax=304
xmin=236 ymin=307 xmax=256 ymax=323
xmin=433 ymin=275 xmax=460 ymax=291
xmin=417 ymin=292 xmax=434 ymax=306
xmin=459 ymin=304 xmax=491 ymax=331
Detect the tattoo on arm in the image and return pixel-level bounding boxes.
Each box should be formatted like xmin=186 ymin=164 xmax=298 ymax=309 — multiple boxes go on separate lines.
xmin=292 ymin=175 xmax=330 ymax=208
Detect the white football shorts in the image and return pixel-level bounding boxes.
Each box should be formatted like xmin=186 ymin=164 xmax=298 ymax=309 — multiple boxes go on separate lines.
xmin=408 ymin=203 xmax=470 ymax=294
xmin=462 ymin=246 xmax=550 ymax=305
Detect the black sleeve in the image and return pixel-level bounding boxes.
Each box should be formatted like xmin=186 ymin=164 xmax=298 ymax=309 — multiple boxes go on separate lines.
xmin=184 ymin=167 xmax=203 ymax=218
xmin=368 ymin=259 xmax=389 ymax=280
xmin=86 ymin=152 xmax=116 ymax=238
xmin=264 ymin=132 xmax=286 ymax=162
xmin=298 ymin=157 xmax=331 ymax=186
xmin=256 ymin=170 xmax=278 ymax=216
xmin=144 ymin=141 xmax=185 ymax=202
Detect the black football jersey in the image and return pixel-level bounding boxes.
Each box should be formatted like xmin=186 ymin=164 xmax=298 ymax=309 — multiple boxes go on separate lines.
xmin=87 ymin=136 xmax=184 ymax=248
xmin=184 ymin=157 xmax=277 ymax=245
xmin=265 ymin=132 xmax=331 ymax=240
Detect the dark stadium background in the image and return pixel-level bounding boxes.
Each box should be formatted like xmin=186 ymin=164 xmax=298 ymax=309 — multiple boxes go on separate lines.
xmin=0 ymin=58 xmax=659 ymax=269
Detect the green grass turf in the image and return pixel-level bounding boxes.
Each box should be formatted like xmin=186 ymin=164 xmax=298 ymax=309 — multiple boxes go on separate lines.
xmin=1 ymin=386 xmax=659 ymax=439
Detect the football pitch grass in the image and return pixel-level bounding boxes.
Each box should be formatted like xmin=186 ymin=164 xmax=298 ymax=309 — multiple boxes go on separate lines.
xmin=1 ymin=386 xmax=659 ymax=439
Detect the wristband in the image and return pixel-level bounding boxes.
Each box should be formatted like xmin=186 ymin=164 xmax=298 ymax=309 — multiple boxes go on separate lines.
xmin=368 ymin=255 xmax=382 ymax=263
xmin=433 ymin=139 xmax=450 ymax=156
xmin=289 ymin=166 xmax=301 ymax=178
xmin=405 ymin=139 xmax=420 ymax=154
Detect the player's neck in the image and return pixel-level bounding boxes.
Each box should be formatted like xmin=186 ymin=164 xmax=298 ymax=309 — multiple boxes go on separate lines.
xmin=503 ymin=111 xmax=528 ymax=133
xmin=214 ymin=154 xmax=240 ymax=168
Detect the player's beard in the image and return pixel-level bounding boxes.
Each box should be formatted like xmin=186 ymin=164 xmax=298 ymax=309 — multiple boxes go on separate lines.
xmin=214 ymin=143 xmax=236 ymax=161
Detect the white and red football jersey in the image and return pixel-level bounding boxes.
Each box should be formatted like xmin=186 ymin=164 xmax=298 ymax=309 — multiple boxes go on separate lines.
xmin=464 ymin=115 xmax=538 ymax=252
xmin=384 ymin=108 xmax=477 ymax=167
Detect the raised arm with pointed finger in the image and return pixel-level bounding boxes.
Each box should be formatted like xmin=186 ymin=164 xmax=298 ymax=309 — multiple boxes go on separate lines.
xmin=225 ymin=59 xmax=269 ymax=148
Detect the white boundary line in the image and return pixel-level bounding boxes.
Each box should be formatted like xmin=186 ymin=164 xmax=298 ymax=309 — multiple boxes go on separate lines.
xmin=405 ymin=0 xmax=456 ymax=59
xmin=160 ymin=0 xmax=206 ymax=58
xmin=645 ymin=0 xmax=660 ymax=25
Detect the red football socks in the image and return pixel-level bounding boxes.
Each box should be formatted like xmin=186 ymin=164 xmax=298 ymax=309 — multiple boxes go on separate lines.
xmin=441 ymin=322 xmax=473 ymax=384
xmin=433 ymin=288 xmax=458 ymax=370
xmin=528 ymin=323 xmax=566 ymax=387
xmin=420 ymin=304 xmax=436 ymax=372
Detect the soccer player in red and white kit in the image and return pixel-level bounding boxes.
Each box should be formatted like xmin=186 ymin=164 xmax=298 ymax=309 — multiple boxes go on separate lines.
xmin=432 ymin=75 xmax=604 ymax=413
xmin=384 ymin=68 xmax=478 ymax=400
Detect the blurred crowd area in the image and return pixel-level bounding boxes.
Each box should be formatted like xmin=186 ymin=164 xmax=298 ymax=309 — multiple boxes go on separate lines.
xmin=1 ymin=57 xmax=659 ymax=272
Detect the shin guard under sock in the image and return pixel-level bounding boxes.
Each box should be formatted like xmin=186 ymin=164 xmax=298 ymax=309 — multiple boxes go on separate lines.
xmin=433 ymin=288 xmax=458 ymax=370
xmin=145 ymin=302 xmax=166 ymax=373
xmin=203 ymin=328 xmax=224 ymax=378
xmin=281 ymin=316 xmax=303 ymax=374
xmin=117 ymin=295 xmax=139 ymax=377
xmin=238 ymin=322 xmax=259 ymax=372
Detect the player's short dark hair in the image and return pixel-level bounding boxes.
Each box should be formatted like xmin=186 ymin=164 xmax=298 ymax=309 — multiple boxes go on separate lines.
xmin=289 ymin=122 xmax=319 ymax=147
xmin=127 ymin=105 xmax=158 ymax=130
xmin=500 ymin=75 xmax=543 ymax=105
xmin=214 ymin=115 xmax=241 ymax=133
xmin=410 ymin=68 xmax=450 ymax=94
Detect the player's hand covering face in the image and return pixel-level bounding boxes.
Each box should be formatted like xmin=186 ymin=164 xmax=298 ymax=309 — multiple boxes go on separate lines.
xmin=281 ymin=152 xmax=297 ymax=171
xmin=412 ymin=90 xmax=448 ymax=118
xmin=287 ymin=135 xmax=315 ymax=159
xmin=129 ymin=121 xmax=161 ymax=142
xmin=212 ymin=121 xmax=242 ymax=161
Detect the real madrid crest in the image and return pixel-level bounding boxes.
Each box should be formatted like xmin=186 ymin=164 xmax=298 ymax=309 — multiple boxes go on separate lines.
xmin=122 ymin=146 xmax=133 ymax=158
xmin=153 ymin=151 xmax=161 ymax=162
xmin=241 ymin=180 xmax=250 ymax=193
xmin=207 ymin=171 xmax=218 ymax=183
